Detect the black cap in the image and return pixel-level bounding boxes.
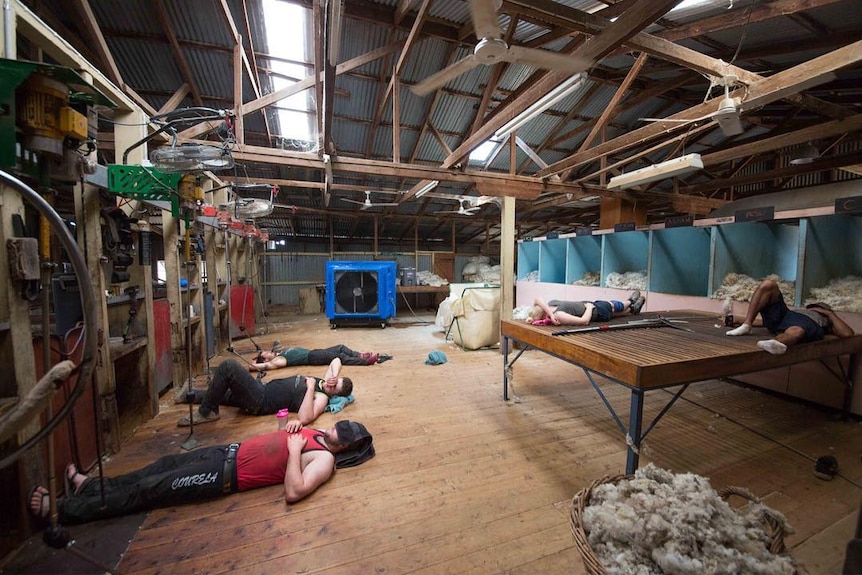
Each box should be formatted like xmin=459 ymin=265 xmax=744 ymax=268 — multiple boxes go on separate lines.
xmin=335 ymin=420 xmax=371 ymax=446
xmin=333 ymin=420 xmax=375 ymax=469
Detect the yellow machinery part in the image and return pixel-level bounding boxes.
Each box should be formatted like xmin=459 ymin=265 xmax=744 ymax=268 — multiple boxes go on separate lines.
xmin=59 ymin=107 xmax=88 ymax=140
xmin=17 ymin=74 xmax=66 ymax=139
xmin=178 ymin=174 xmax=196 ymax=203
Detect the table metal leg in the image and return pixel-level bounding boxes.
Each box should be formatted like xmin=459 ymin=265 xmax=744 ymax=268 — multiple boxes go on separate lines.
xmin=626 ymin=389 xmax=644 ymax=475
xmin=503 ymin=335 xmax=509 ymax=401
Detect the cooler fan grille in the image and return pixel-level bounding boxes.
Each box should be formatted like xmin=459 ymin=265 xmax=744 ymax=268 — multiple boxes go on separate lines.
xmin=334 ymin=271 xmax=379 ymax=314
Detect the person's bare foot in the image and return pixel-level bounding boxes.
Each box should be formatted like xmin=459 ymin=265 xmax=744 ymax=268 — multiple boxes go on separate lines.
xmin=29 ymin=486 xmax=49 ymax=521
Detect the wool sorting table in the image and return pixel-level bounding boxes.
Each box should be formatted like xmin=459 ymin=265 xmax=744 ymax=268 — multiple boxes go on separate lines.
xmin=501 ymin=311 xmax=862 ymax=474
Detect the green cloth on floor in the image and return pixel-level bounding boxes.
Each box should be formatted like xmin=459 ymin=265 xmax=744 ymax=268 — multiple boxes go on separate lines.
xmin=325 ymin=394 xmax=354 ymax=414
xmin=425 ymin=351 xmax=447 ymax=365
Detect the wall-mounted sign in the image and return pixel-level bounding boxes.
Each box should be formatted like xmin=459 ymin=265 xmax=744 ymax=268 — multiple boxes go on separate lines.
xmin=734 ymin=206 xmax=774 ymax=222
xmin=835 ymin=195 xmax=862 ymax=214
xmin=546 ymin=232 xmax=559 ymax=240
xmin=522 ymin=236 xmax=533 ymax=242
xmin=575 ymin=227 xmax=593 ymax=236
xmin=664 ymin=214 xmax=694 ymax=228
xmin=614 ymin=222 xmax=636 ymax=232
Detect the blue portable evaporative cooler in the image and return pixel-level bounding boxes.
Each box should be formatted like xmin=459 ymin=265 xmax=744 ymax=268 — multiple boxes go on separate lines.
xmin=325 ymin=261 xmax=396 ymax=328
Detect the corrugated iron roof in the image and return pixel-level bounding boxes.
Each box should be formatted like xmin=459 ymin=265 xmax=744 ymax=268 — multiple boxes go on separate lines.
xmin=18 ymin=0 xmax=862 ymax=245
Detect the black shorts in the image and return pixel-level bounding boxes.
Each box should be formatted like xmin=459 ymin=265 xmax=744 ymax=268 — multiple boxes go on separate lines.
xmin=591 ymin=301 xmax=613 ymax=322
xmin=760 ymin=299 xmax=824 ymax=342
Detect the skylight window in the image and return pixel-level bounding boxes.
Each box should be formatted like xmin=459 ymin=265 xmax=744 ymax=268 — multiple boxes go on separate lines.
xmin=469 ymin=139 xmax=502 ymax=163
xmin=263 ymin=0 xmax=316 ymax=145
xmin=669 ymin=0 xmax=720 ymax=13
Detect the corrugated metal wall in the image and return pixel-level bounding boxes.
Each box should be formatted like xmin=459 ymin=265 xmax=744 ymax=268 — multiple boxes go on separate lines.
xmin=263 ymin=250 xmax=442 ymax=306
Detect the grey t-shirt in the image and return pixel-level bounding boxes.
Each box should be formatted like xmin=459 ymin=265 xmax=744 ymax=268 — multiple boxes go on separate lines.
xmin=548 ymin=300 xmax=587 ymax=317
xmin=795 ymin=308 xmax=830 ymax=329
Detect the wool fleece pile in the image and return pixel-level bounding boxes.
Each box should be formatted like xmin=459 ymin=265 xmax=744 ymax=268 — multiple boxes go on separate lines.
xmin=582 ymin=464 xmax=795 ymax=575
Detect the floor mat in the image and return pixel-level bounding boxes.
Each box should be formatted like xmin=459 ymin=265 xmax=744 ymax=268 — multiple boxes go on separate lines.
xmin=1 ymin=512 xmax=146 ymax=574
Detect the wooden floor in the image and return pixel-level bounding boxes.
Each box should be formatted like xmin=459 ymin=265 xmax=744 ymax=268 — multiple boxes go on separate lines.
xmin=32 ymin=312 xmax=862 ymax=573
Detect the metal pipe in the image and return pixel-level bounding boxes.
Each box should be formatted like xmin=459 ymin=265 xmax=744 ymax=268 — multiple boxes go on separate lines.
xmin=3 ymin=0 xmax=13 ymax=59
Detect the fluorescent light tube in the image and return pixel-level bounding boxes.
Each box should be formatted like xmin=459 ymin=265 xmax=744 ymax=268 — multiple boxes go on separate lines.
xmin=607 ymin=153 xmax=703 ymax=190
xmin=414 ymin=180 xmax=439 ymax=198
xmin=493 ymin=73 xmax=586 ymax=140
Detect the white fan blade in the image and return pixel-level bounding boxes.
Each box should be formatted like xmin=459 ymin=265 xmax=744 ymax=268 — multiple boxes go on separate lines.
xmin=505 ymin=46 xmax=593 ymax=74
xmin=469 ymin=0 xmax=501 ymax=41
xmin=371 ymin=202 xmax=400 ymax=207
xmin=341 ymin=198 xmax=367 ymax=205
xmin=410 ymin=55 xmax=480 ymax=96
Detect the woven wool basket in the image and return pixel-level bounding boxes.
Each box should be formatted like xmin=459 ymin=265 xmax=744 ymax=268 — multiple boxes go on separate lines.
xmin=568 ymin=474 xmax=797 ymax=575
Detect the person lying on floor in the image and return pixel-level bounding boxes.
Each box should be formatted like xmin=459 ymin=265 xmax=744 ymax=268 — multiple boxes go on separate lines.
xmin=526 ymin=292 xmax=645 ymax=327
xmin=30 ymin=420 xmax=374 ymax=525
xmin=250 ymin=344 xmax=392 ymax=372
xmin=177 ymin=357 xmax=352 ymax=427
xmin=725 ymin=278 xmax=855 ymax=355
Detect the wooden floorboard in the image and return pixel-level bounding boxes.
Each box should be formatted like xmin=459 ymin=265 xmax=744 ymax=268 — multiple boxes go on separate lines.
xmin=17 ymin=312 xmax=861 ymax=575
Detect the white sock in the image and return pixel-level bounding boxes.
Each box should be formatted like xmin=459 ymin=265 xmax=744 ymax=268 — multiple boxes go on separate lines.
xmin=726 ymin=323 xmax=751 ymax=336
xmin=757 ymin=339 xmax=787 ymax=355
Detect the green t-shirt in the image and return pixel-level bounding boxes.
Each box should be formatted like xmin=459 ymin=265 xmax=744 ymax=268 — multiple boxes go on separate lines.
xmin=280 ymin=347 xmax=310 ymax=366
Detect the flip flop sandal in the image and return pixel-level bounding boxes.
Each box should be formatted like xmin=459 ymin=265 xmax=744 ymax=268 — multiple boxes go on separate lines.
xmin=814 ymin=455 xmax=839 ymax=480
xmin=64 ymin=464 xmax=82 ymax=497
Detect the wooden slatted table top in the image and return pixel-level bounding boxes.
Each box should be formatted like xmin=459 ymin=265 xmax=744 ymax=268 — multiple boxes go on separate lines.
xmin=501 ymin=311 xmax=862 ymax=390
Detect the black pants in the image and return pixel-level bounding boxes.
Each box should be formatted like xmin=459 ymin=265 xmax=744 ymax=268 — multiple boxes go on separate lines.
xmin=200 ymin=360 xmax=267 ymax=416
xmin=308 ymin=345 xmax=367 ymax=366
xmin=59 ymin=445 xmax=230 ymax=524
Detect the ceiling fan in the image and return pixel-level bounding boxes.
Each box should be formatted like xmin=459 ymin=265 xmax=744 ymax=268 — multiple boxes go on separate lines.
xmin=435 ymin=199 xmax=481 ymax=216
xmin=225 ymin=198 xmax=273 ymax=219
xmin=410 ymin=0 xmax=592 ymax=97
xmin=150 ymin=143 xmax=234 ymax=173
xmin=341 ymin=191 xmax=400 ymax=210
xmin=639 ymin=79 xmax=744 ymax=137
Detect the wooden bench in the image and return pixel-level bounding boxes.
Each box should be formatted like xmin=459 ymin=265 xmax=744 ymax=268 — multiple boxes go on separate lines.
xmin=501 ymin=310 xmax=862 ymax=474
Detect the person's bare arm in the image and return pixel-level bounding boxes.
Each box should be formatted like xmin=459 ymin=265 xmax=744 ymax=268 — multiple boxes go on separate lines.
xmin=283 ymin=434 xmax=334 ymax=502
xmin=554 ymin=302 xmax=594 ymax=326
xmin=296 ymin=378 xmax=329 ymax=425
xmin=534 ymin=297 xmax=555 ymax=318
xmin=814 ymin=308 xmax=856 ymax=338
xmin=248 ymin=355 xmax=288 ymax=372
xmin=324 ymin=358 xmax=341 ymax=380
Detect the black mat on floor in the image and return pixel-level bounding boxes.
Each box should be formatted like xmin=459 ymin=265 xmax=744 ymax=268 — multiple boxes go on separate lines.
xmin=1 ymin=512 xmax=146 ymax=574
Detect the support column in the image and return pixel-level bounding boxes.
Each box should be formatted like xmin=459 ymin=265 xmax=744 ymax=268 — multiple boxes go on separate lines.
xmin=500 ymin=196 xmax=515 ymax=322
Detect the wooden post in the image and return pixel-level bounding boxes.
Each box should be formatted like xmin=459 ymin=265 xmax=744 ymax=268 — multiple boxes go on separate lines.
xmin=0 ymin=179 xmax=42 ymax=493
xmin=134 ymin=220 xmax=157 ymax=416
xmin=81 ymin=180 xmax=120 ymax=452
xmin=599 ymin=197 xmax=647 ymax=229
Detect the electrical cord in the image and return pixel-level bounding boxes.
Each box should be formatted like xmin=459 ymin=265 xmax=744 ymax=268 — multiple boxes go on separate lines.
xmin=398 ymin=287 xmax=434 ymax=325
